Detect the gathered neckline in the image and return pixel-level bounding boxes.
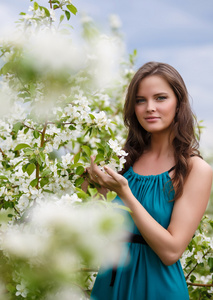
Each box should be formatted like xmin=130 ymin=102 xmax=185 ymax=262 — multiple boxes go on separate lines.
xmin=129 ymin=166 xmax=172 ymax=179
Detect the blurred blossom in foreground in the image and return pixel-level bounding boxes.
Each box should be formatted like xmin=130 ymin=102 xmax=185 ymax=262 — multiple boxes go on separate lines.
xmin=89 ymin=34 xmax=124 ymax=88
xmin=109 ymin=14 xmax=122 ymax=30
xmin=0 ymin=80 xmax=14 ymax=117
xmin=24 ymin=31 xmax=86 ymax=73
xmin=2 ymin=197 xmax=124 ymax=274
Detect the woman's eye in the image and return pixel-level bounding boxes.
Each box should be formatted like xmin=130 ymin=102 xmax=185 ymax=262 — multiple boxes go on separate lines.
xmin=156 ymin=96 xmax=166 ymax=101
xmin=136 ymin=98 xmax=146 ymax=103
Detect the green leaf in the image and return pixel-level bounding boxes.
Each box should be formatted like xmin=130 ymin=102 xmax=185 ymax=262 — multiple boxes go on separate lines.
xmin=43 ymin=189 xmax=54 ymax=194
xmin=94 ymin=154 xmax=105 ymax=164
xmin=26 ymin=163 xmax=36 ymax=176
xmin=82 ymin=145 xmax=91 ymax=157
xmin=33 ymin=130 xmax=40 ymax=139
xmin=69 ymin=125 xmax=76 ymax=130
xmin=23 ymin=148 xmax=34 ymax=156
xmin=0 ymin=175 xmax=8 ymax=180
xmin=37 ymin=156 xmax=42 ymax=166
xmin=76 ymin=166 xmax=85 ymax=175
xmin=97 ymin=148 xmax=104 ymax=155
xmin=209 ymin=220 xmax=213 ymax=229
xmin=41 ymin=169 xmax=52 ymax=177
xmin=6 ymin=283 xmax=16 ymax=293
xmin=66 ymin=4 xmax=77 ymax=15
xmin=89 ymin=113 xmax=95 ymax=120
xmin=75 ymin=177 xmax=84 ymax=187
xmin=0 ymin=62 xmax=13 ymax=76
xmin=113 ymin=203 xmax=132 ymax=213
xmin=13 ymin=122 xmax=23 ymax=133
xmin=40 ymin=178 xmax=49 ymax=188
xmin=30 ymin=178 xmax=38 ymax=187
xmin=112 ymin=155 xmax=120 ymax=163
xmin=74 ymin=152 xmax=80 ymax=164
xmin=208 ymin=257 xmax=213 ymax=272
xmin=108 ymin=127 xmax=115 ymax=139
xmin=189 ymin=275 xmax=196 ymax=283
xmin=65 ymin=10 xmax=70 ymax=20
xmin=70 ymin=163 xmax=83 ymax=169
xmin=19 ymin=12 xmax=26 ymax=15
xmin=76 ymin=187 xmax=88 ymax=200
xmin=34 ymin=2 xmax=39 ymax=10
xmin=40 ymin=6 xmax=50 ymax=17
xmin=60 ymin=14 xmax=64 ymax=23
xmin=24 ymin=127 xmax=29 ymax=134
xmin=53 ymin=4 xmax=59 ymax=9
xmin=39 ymin=152 xmax=46 ymax=162
xmin=96 ymin=142 xmax=105 ymax=150
xmin=88 ymin=188 xmax=98 ymax=197
xmin=14 ymin=143 xmax=31 ymax=151
xmin=106 ymin=191 xmax=117 ymax=202
xmin=76 ymin=192 xmax=88 ymax=200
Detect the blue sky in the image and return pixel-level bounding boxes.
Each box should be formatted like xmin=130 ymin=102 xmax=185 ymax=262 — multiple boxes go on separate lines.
xmin=1 ymin=0 xmax=213 ymax=153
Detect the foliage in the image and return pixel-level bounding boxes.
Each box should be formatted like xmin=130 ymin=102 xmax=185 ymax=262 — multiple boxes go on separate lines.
xmin=0 ymin=1 xmax=212 ymax=299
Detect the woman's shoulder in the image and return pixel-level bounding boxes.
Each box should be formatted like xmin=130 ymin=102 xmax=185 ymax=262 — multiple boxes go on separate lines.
xmin=189 ymin=155 xmax=213 ymax=178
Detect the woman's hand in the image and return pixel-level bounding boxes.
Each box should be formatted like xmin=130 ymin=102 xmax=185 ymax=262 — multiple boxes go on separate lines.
xmin=87 ymin=156 xmax=130 ymax=198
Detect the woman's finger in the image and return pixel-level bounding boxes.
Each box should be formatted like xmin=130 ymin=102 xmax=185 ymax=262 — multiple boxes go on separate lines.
xmin=90 ymin=156 xmax=103 ymax=176
xmin=104 ymin=166 xmax=118 ymax=181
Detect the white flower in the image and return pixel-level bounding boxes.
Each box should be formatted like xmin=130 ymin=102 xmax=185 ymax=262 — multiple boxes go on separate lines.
xmin=49 ymin=9 xmax=56 ymax=22
xmin=194 ymin=251 xmax=204 ymax=264
xmin=16 ymin=195 xmax=29 ymax=212
xmin=60 ymin=193 xmax=82 ymax=205
xmin=108 ymin=139 xmax=128 ymax=157
xmin=118 ymin=156 xmax=127 ymax=171
xmin=23 ymin=14 xmax=32 ymax=21
xmin=28 ymin=6 xmax=34 ymax=12
xmin=61 ymin=153 xmax=73 ymax=169
xmin=0 ymin=186 xmax=6 ymax=197
xmin=93 ymin=111 xmax=110 ymax=129
xmin=16 ymin=281 xmax=28 ymax=298
xmin=109 ymin=14 xmax=122 ymax=30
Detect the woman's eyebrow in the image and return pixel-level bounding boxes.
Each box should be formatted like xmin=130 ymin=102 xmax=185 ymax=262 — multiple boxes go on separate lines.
xmin=136 ymin=92 xmax=169 ymax=98
xmin=153 ymin=92 xmax=169 ymax=97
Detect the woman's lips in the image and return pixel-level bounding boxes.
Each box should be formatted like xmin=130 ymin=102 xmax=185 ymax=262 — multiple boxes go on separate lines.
xmin=145 ymin=117 xmax=160 ymax=122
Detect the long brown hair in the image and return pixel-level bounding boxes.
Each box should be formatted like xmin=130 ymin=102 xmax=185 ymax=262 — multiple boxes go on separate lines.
xmin=122 ymin=61 xmax=201 ymax=200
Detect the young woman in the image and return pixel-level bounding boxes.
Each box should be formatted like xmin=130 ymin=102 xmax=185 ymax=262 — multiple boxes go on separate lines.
xmin=88 ymin=62 xmax=212 ymax=300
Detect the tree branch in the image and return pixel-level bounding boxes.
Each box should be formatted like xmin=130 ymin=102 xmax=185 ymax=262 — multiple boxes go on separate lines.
xmin=22 ymin=123 xmax=42 ymax=134
xmin=187 ymin=282 xmax=213 ymax=287
xmin=0 ymin=148 xmax=6 ymax=157
xmin=36 ymin=122 xmax=47 ymax=189
xmin=185 ymin=250 xmax=210 ymax=281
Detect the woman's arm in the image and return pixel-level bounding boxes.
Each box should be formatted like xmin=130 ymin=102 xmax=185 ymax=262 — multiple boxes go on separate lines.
xmin=88 ymin=156 xmax=212 ymax=265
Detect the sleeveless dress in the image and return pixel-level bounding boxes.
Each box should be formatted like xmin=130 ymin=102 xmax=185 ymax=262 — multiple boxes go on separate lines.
xmin=91 ymin=166 xmax=189 ymax=300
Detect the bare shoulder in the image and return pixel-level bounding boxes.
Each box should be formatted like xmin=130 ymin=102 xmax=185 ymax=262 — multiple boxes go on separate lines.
xmin=189 ymin=156 xmax=213 ymax=179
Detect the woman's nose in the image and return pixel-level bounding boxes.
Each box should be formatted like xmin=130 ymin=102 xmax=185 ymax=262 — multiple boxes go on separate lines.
xmin=146 ymin=100 xmax=156 ymax=112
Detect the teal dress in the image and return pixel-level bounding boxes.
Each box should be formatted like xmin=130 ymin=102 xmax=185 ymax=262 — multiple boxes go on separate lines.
xmin=91 ymin=166 xmax=189 ymax=300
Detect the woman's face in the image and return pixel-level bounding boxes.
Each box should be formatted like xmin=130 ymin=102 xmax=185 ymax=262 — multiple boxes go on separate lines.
xmin=134 ymin=75 xmax=177 ymax=135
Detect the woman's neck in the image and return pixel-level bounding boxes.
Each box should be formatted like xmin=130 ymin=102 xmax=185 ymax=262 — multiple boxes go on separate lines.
xmin=148 ymin=132 xmax=174 ymax=159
